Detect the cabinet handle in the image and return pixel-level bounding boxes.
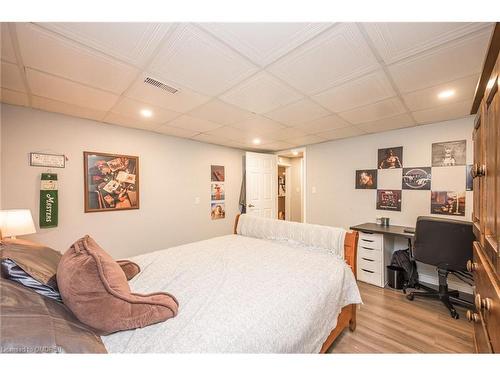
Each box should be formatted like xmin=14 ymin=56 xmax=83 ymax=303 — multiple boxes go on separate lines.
xmin=466 ymin=260 xmax=478 ymax=272
xmin=472 ymin=164 xmax=486 ymax=178
xmin=361 ymin=269 xmax=374 ymax=274
xmin=361 ymin=257 xmax=374 ymax=262
xmin=361 ymin=246 xmax=375 ymax=250
xmin=466 ymin=310 xmax=480 ymax=322
xmin=361 ymin=239 xmax=374 ymax=243
xmin=475 ymin=293 xmax=493 ymax=311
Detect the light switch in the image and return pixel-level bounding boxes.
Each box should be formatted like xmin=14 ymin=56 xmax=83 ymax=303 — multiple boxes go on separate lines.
xmin=194 ymin=197 xmax=200 ymax=204
xmin=311 ymin=186 xmax=316 ymax=194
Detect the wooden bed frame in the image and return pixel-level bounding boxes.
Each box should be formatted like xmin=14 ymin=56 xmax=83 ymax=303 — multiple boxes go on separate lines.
xmin=233 ymin=214 xmax=359 ymax=353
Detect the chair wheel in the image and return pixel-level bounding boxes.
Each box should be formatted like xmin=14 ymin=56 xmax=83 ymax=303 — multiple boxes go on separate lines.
xmin=406 ymin=293 xmax=414 ymax=301
xmin=451 ymin=310 xmax=459 ymax=319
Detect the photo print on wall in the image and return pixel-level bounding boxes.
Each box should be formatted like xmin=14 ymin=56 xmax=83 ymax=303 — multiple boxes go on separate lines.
xmin=211 ymin=165 xmax=225 ymax=220
xmin=378 ymin=147 xmax=403 ymax=169
xmin=355 ymin=169 xmax=377 ymax=189
xmin=402 ymin=167 xmax=431 ymax=190
xmin=376 ymin=189 xmax=402 ymax=211
xmin=466 ymin=164 xmax=473 ymax=191
xmin=211 ymin=165 xmax=225 ymax=182
xmin=432 ymin=140 xmax=466 ymax=167
xmin=430 ymin=191 xmax=465 ymax=216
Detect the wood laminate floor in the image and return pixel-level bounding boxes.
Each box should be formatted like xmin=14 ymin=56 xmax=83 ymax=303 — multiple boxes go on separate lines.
xmin=328 ymin=282 xmax=474 ymax=353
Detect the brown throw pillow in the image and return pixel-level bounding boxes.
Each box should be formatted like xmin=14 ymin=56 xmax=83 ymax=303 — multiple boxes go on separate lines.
xmin=1 ymin=239 xmax=62 ymax=301
xmin=117 ymin=260 xmax=141 ymax=281
xmin=57 ymin=235 xmax=178 ymax=335
xmin=1 ymin=278 xmax=107 ymax=353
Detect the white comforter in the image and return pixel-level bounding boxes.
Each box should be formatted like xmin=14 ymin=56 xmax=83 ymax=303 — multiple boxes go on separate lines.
xmin=102 ymin=234 xmax=361 ymax=353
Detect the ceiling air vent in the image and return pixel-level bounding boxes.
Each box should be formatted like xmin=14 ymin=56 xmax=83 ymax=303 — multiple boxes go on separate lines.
xmin=144 ymin=77 xmax=179 ymax=94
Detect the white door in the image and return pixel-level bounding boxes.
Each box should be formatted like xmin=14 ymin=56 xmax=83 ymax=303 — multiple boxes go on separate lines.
xmin=245 ymin=152 xmax=277 ymax=218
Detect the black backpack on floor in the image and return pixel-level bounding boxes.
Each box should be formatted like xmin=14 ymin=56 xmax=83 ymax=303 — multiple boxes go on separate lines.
xmin=390 ymin=248 xmax=419 ymax=290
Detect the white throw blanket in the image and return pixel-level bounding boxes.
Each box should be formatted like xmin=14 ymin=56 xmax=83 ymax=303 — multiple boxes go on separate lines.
xmin=237 ymin=214 xmax=347 ymax=259
xmin=102 ymin=234 xmax=361 ymax=353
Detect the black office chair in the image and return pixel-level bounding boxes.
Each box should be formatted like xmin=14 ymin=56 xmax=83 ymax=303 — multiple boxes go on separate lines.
xmin=406 ymin=216 xmax=474 ymax=319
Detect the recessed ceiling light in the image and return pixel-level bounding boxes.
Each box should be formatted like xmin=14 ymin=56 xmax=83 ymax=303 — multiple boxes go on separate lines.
xmin=292 ymin=150 xmax=299 ymax=156
xmin=437 ymin=90 xmax=455 ymax=99
xmin=252 ymin=138 xmax=261 ymax=145
xmin=140 ymin=109 xmax=153 ymax=118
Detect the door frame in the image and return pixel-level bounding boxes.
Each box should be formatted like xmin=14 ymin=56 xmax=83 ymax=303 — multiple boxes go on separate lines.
xmin=275 ymin=147 xmax=307 ymax=223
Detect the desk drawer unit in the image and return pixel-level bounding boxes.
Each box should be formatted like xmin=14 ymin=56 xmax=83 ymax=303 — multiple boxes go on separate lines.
xmin=357 ymin=232 xmax=384 ymax=287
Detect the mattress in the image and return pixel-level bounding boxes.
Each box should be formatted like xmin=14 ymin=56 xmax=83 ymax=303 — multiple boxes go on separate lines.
xmin=102 ymin=234 xmax=361 ymax=353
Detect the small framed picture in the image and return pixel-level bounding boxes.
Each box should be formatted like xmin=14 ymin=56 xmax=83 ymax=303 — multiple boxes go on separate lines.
xmin=355 ymin=169 xmax=377 ymax=189
xmin=466 ymin=165 xmax=473 ymax=191
xmin=378 ymin=147 xmax=403 ymax=169
xmin=211 ymin=183 xmax=225 ymax=201
xmin=431 ymin=191 xmax=465 ymax=216
xmin=211 ymin=202 xmax=225 ymax=220
xmin=376 ymin=189 xmax=402 ymax=211
xmin=84 ymin=152 xmax=139 ymax=212
xmin=211 ymin=165 xmax=225 ymax=182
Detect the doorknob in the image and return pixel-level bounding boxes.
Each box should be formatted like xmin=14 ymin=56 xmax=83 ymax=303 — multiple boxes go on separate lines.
xmin=248 ymin=204 xmax=255 ymax=208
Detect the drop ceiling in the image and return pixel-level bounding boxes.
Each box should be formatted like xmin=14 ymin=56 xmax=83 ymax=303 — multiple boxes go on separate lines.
xmin=0 ymin=22 xmax=493 ymax=151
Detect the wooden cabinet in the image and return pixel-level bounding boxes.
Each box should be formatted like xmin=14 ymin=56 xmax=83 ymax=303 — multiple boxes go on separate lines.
xmin=469 ymin=23 xmax=500 ymax=353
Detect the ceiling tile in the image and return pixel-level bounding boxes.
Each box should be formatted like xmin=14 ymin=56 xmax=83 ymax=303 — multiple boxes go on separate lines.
xmin=191 ymin=133 xmax=246 ymax=149
xmin=149 ymin=24 xmax=258 ymax=96
xmin=412 ymin=99 xmax=472 ymax=124
xmin=31 ymin=95 xmax=107 ymax=122
xmin=295 ymin=114 xmax=351 ymax=133
xmin=16 ymin=23 xmax=138 ymax=94
xmin=257 ymin=141 xmax=295 ymax=151
xmin=284 ymin=134 xmax=326 ymax=146
xmin=0 ymin=88 xmax=29 ymax=106
xmin=312 ymin=70 xmax=395 ymax=113
xmin=38 ymin=23 xmax=172 ymax=67
xmin=166 ymin=114 xmax=223 ymax=132
xmin=263 ymin=127 xmax=308 ymax=141
xmin=1 ymin=23 xmax=17 ymax=63
xmin=198 ymin=23 xmax=332 ymax=66
xmin=364 ymin=22 xmax=492 ymax=64
xmin=231 ymin=115 xmax=287 ymax=134
xmin=155 ymin=125 xmax=200 ymax=138
xmin=356 ymin=113 xmax=415 ymax=133
xmin=110 ymin=97 xmax=180 ymax=124
xmin=26 ymin=68 xmax=119 ymax=111
xmin=220 ymin=71 xmax=303 ymax=114
xmin=316 ymin=125 xmax=366 ymax=140
xmin=402 ymin=74 xmax=479 ymax=111
xmin=125 ymin=73 xmax=210 ymax=113
xmin=388 ymin=29 xmax=491 ymax=94
xmin=268 ymin=23 xmax=379 ymax=94
xmin=1 ymin=61 xmax=26 ymax=92
xmin=102 ymin=112 xmax=159 ymax=131
xmin=339 ymin=97 xmax=407 ymax=124
xmin=188 ymin=99 xmax=254 ymax=125
xmin=264 ymin=98 xmax=330 ymax=126
xmin=203 ymin=126 xmax=276 ymax=145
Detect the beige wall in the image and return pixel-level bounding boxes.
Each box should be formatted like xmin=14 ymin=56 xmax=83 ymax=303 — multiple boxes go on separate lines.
xmin=1 ymin=104 xmax=244 ymax=258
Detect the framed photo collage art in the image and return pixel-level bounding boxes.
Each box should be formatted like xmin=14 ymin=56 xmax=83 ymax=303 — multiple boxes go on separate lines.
xmin=355 ymin=140 xmax=470 ymax=216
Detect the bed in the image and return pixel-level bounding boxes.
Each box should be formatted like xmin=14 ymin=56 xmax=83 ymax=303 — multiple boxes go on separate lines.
xmin=102 ymin=214 xmax=361 ymax=353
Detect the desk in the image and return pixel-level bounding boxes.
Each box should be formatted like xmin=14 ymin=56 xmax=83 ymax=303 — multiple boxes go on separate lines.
xmin=350 ymin=222 xmax=415 ymax=288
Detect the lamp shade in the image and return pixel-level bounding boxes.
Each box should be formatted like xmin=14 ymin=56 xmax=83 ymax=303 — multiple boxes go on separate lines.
xmin=0 ymin=209 xmax=37 ymax=238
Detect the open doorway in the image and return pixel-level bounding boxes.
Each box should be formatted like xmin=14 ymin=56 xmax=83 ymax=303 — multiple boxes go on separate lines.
xmin=276 ymin=148 xmax=305 ymax=223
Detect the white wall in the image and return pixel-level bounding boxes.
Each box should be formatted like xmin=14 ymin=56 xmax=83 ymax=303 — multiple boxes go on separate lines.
xmin=290 ymin=157 xmax=303 ymax=222
xmin=306 ymin=116 xmax=474 ymax=291
xmin=1 ymin=104 xmax=244 ymax=258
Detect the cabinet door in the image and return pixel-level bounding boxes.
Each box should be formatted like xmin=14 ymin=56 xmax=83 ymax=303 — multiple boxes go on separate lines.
xmin=472 ymin=114 xmax=484 ymax=243
xmin=485 ymin=78 xmax=499 ymax=273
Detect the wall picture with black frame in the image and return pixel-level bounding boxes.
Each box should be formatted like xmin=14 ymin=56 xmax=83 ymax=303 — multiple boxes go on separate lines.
xmin=355 ymin=169 xmax=377 ymax=189
xmin=376 ymin=189 xmax=402 ymax=211
xmin=402 ymin=167 xmax=431 ymax=190
xmin=378 ymin=147 xmax=403 ymax=169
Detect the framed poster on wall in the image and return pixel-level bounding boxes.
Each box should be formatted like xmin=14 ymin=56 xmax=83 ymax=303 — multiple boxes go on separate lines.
xmin=83 ymin=152 xmax=139 ymax=212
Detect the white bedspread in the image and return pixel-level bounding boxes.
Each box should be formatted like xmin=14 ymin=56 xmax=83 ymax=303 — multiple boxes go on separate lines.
xmin=102 ymin=234 xmax=361 ymax=353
